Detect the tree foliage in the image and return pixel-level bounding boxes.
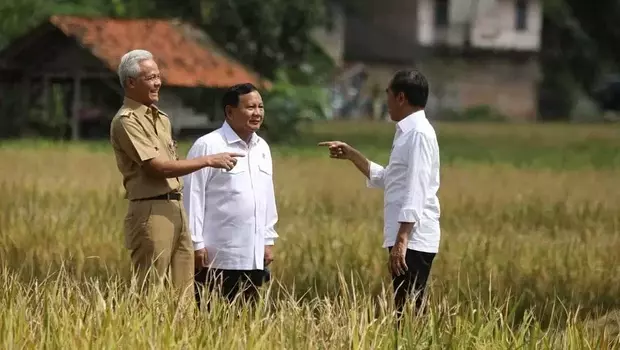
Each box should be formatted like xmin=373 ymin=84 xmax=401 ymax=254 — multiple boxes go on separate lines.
xmin=540 ymin=0 xmax=620 ymax=119
xmin=145 ymin=0 xmax=332 ymax=83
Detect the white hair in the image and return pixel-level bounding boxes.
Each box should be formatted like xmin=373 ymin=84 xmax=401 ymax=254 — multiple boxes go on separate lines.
xmin=117 ymin=49 xmax=153 ymax=88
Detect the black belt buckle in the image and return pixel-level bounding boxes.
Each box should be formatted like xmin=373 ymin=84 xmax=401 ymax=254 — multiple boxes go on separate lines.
xmin=163 ymin=192 xmax=181 ymax=201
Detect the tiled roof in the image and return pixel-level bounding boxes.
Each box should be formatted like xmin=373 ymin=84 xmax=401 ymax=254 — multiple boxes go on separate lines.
xmin=49 ymin=15 xmax=268 ymax=88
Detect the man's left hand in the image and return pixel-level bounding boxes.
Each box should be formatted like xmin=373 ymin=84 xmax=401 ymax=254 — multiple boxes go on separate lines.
xmin=389 ymin=239 xmax=408 ymax=276
xmin=264 ymin=245 xmax=274 ymax=266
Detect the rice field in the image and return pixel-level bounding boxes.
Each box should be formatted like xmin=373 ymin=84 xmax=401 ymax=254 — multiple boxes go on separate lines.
xmin=0 ymin=121 xmax=619 ymax=348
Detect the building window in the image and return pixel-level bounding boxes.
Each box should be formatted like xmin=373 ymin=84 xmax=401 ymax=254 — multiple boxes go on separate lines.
xmin=515 ymin=0 xmax=528 ymax=31
xmin=434 ymin=0 xmax=449 ymax=28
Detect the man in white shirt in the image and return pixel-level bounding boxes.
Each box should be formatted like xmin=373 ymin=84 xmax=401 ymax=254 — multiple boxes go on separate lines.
xmin=319 ymin=69 xmax=440 ymax=318
xmin=183 ymin=83 xmax=278 ymax=307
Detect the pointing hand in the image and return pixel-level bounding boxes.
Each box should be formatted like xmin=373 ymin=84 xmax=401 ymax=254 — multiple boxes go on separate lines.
xmin=317 ymin=141 xmax=352 ymax=160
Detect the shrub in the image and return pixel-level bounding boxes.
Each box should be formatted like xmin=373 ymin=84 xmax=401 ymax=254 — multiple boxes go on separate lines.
xmin=260 ymin=70 xmax=330 ymax=143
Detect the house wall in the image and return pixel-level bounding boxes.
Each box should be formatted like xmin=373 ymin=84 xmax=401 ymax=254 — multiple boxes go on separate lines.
xmin=417 ymin=0 xmax=542 ymax=51
xmin=415 ymin=0 xmax=543 ymax=120
xmin=350 ymin=57 xmax=539 ymax=121
xmin=419 ymin=57 xmax=540 ymax=121
xmin=321 ymin=0 xmax=543 ymax=121
xmin=470 ymin=0 xmax=542 ymax=50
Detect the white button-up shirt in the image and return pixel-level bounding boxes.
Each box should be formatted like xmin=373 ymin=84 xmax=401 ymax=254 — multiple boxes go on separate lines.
xmin=366 ymin=110 xmax=441 ymax=253
xmin=182 ymin=122 xmax=278 ymax=270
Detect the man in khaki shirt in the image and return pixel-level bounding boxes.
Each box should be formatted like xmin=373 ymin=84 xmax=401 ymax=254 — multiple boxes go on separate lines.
xmin=109 ymin=49 xmax=243 ymax=300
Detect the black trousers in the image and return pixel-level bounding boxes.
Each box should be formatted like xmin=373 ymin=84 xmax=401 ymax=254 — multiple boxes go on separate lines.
xmin=388 ymin=247 xmax=436 ymax=318
xmin=194 ymin=268 xmax=270 ymax=309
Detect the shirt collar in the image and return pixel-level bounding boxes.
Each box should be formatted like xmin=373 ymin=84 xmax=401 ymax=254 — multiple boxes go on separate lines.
xmin=222 ymin=121 xmax=258 ymax=146
xmin=396 ymin=110 xmax=426 ymax=134
xmin=123 ymin=97 xmax=162 ymax=121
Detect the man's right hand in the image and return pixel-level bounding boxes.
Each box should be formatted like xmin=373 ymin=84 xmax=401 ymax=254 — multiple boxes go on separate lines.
xmin=194 ymin=248 xmax=208 ymax=270
xmin=205 ymin=152 xmax=245 ymax=171
xmin=318 ymin=140 xmax=372 ymax=179
xmin=317 ymin=141 xmax=354 ymax=160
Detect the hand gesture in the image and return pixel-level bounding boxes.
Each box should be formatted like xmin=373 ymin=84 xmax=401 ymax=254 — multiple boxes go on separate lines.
xmin=207 ymin=152 xmax=245 ymax=171
xmin=317 ymin=141 xmax=353 ymax=160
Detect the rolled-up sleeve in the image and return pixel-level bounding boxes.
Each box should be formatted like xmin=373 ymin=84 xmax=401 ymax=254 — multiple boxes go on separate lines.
xmin=366 ymin=161 xmax=386 ymax=189
xmin=263 ymin=150 xmax=279 ymax=246
xmin=182 ymin=141 xmax=211 ymax=250
xmin=398 ymin=132 xmax=434 ymax=224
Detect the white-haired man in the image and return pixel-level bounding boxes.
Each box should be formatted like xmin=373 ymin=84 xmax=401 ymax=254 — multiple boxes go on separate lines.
xmin=109 ymin=49 xmax=243 ymax=299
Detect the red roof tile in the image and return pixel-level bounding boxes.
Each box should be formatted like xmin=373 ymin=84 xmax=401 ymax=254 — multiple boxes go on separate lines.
xmin=49 ymin=15 xmax=269 ymax=88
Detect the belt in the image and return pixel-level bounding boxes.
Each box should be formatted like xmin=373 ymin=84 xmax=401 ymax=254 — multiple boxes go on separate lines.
xmin=134 ymin=192 xmax=182 ymax=201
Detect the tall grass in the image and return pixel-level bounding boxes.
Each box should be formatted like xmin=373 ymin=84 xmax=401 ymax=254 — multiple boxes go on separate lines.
xmin=0 ymin=122 xmax=619 ymax=348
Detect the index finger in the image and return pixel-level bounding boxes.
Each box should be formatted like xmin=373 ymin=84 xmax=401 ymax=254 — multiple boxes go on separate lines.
xmin=317 ymin=141 xmax=336 ymax=147
xmin=227 ymin=152 xmax=246 ymax=157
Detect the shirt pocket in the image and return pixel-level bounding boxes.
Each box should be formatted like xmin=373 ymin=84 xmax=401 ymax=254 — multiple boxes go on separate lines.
xmin=156 ymin=132 xmax=176 ymax=161
xmin=226 ymin=160 xmax=248 ymax=174
xmin=218 ymin=162 xmax=248 ymax=194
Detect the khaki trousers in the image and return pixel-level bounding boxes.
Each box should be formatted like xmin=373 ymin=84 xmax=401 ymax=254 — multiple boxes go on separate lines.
xmin=124 ymin=198 xmax=194 ymax=300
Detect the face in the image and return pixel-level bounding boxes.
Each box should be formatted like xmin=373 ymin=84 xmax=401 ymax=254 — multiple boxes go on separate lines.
xmin=125 ymin=59 xmax=161 ymax=105
xmin=226 ymin=90 xmax=264 ymax=136
xmin=385 ymin=86 xmax=406 ymax=122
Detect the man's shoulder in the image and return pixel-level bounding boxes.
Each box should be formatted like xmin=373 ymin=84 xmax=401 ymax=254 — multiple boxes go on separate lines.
xmin=409 ymin=119 xmax=437 ymax=140
xmin=110 ymin=107 xmax=138 ymax=134
xmin=113 ymin=105 xmax=133 ymax=119
xmin=154 ymin=105 xmax=169 ymax=117
xmin=190 ymin=127 xmax=227 ymax=149
xmin=255 ymin=134 xmax=271 ymax=150
xmin=154 ymin=107 xmax=171 ymax=125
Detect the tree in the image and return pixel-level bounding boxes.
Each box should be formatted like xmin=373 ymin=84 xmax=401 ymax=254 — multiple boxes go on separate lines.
xmin=539 ymin=0 xmax=620 ymax=119
xmin=150 ymin=0 xmax=332 ymax=84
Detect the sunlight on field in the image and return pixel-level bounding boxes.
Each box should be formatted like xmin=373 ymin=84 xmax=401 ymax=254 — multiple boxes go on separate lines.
xmin=0 ymin=122 xmax=620 ymax=348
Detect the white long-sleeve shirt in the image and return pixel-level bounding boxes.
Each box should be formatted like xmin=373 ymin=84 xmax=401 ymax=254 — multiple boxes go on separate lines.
xmin=366 ymin=110 xmax=441 ymax=253
xmin=182 ymin=122 xmax=278 ymax=270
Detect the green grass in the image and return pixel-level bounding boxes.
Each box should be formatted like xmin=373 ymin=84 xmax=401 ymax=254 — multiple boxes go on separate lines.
xmin=5 ymin=120 xmax=619 ymax=169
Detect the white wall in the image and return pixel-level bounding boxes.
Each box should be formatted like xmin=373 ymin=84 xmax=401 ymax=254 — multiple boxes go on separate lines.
xmin=417 ymin=0 xmax=542 ymax=51
xmin=471 ymin=0 xmax=542 ymax=50
xmin=417 ymin=0 xmax=434 ymax=45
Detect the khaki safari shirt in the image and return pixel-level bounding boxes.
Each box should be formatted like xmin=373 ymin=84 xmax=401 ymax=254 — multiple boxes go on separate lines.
xmin=110 ymin=97 xmax=181 ymax=200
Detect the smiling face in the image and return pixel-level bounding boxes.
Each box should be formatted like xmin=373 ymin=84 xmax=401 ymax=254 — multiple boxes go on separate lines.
xmin=225 ymin=90 xmax=264 ymax=139
xmin=125 ymin=59 xmax=161 ymax=106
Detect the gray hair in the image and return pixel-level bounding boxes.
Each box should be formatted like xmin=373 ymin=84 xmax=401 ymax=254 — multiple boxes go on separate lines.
xmin=117 ymin=49 xmax=153 ymax=88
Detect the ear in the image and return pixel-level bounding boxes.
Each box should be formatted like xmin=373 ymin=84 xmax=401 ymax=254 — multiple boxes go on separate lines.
xmin=225 ymin=105 xmax=233 ymax=119
xmin=126 ymin=77 xmax=136 ymax=89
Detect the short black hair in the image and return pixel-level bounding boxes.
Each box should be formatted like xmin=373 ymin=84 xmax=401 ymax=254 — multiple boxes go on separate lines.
xmin=389 ymin=69 xmax=429 ymax=108
xmin=222 ymin=83 xmax=258 ymax=117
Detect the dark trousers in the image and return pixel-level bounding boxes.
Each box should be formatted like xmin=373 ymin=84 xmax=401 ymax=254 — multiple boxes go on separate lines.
xmin=194 ymin=268 xmax=269 ymax=309
xmin=388 ymin=247 xmax=436 ymax=318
